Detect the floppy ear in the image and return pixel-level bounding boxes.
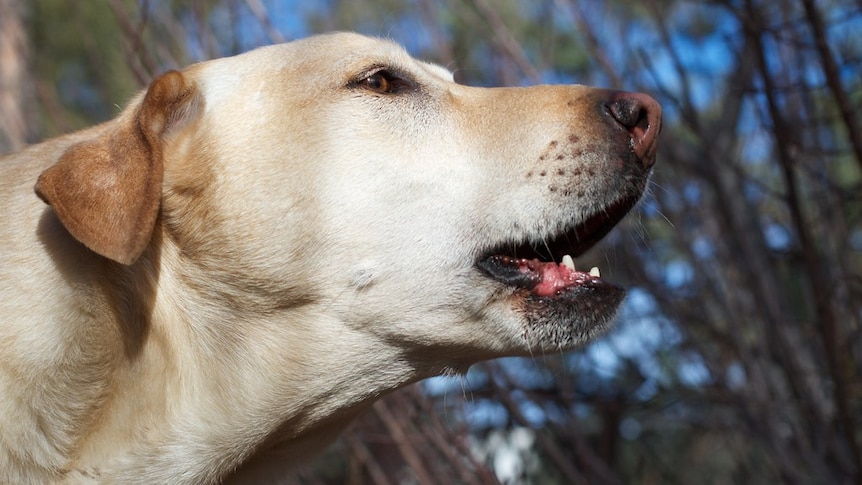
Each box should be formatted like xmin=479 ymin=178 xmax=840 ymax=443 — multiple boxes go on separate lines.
xmin=35 ymin=70 xmax=199 ymax=265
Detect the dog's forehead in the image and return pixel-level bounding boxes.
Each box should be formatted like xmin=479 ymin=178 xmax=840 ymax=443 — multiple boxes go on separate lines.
xmin=191 ymin=32 xmax=453 ymax=98
xmin=288 ymin=32 xmax=453 ymax=82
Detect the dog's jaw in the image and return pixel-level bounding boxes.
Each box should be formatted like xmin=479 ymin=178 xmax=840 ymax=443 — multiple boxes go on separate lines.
xmin=473 ymin=188 xmax=646 ymax=351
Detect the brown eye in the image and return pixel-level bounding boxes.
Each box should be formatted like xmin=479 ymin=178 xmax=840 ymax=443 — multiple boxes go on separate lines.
xmin=355 ymin=69 xmax=415 ymax=94
xmin=363 ymin=72 xmax=391 ymax=93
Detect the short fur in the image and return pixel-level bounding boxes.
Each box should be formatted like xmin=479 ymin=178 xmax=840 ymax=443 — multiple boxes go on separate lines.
xmin=0 ymin=33 xmax=660 ymax=483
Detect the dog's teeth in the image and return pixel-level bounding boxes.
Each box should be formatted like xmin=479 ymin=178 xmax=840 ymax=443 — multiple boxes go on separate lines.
xmin=561 ymin=255 xmax=575 ymax=271
xmin=589 ymin=266 xmax=601 ymax=277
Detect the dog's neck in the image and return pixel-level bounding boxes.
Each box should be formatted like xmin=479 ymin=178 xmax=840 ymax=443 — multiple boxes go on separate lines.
xmin=8 ymin=161 xmax=435 ymax=484
xmin=67 ymin=238 xmax=427 ymax=482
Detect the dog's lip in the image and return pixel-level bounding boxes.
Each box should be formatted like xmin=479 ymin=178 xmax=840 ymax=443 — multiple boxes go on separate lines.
xmin=476 ymin=193 xmax=639 ymax=297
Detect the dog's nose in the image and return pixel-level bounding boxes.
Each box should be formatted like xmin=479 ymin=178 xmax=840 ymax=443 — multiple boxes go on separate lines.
xmin=605 ymin=92 xmax=662 ymax=168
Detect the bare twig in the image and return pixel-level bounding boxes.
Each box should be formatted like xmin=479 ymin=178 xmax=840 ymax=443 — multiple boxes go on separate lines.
xmin=554 ymin=0 xmax=622 ymax=88
xmin=800 ymin=0 xmax=862 ymax=173
xmin=743 ymin=0 xmax=861 ymax=478
xmin=345 ymin=434 xmax=395 ymax=485
xmin=470 ymin=0 xmax=542 ymax=84
xmin=108 ymin=0 xmax=157 ymax=85
xmin=244 ymin=0 xmax=286 ymax=44
xmin=372 ymin=398 xmax=436 ymax=484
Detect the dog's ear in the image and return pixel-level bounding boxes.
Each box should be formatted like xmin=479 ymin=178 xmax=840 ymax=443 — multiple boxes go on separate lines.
xmin=35 ymin=70 xmax=199 ymax=265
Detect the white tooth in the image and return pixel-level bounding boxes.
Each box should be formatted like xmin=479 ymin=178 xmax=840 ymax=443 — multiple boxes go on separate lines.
xmin=561 ymin=254 xmax=575 ymax=270
xmin=590 ymin=266 xmax=601 ymax=277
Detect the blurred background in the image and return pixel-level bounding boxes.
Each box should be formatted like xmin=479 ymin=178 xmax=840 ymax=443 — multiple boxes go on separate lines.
xmin=1 ymin=0 xmax=860 ymax=483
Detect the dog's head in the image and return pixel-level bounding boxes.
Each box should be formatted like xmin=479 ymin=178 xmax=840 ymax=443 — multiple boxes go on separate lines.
xmin=36 ymin=33 xmax=660 ymax=373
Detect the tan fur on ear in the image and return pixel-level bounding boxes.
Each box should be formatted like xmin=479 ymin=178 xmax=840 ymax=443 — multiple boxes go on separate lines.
xmin=35 ymin=71 xmax=198 ymax=265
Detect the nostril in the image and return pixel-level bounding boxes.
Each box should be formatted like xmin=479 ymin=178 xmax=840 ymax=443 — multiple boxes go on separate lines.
xmin=608 ymin=96 xmax=648 ymax=132
xmin=605 ymin=91 xmax=662 ymax=168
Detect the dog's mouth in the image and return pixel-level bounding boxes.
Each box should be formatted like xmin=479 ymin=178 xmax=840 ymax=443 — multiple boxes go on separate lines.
xmin=477 ymin=194 xmax=639 ymax=297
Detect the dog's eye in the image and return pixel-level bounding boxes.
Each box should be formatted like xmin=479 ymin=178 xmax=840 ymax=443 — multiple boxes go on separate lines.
xmin=364 ymin=72 xmax=391 ymax=92
xmin=358 ymin=70 xmax=409 ymax=94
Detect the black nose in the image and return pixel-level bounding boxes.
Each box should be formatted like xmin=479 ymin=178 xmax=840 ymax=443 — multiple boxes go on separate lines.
xmin=605 ymin=92 xmax=662 ymax=168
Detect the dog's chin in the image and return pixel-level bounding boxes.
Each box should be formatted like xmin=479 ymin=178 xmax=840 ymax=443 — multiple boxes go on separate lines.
xmin=477 ymin=259 xmax=627 ymax=352
xmin=475 ymin=192 xmax=640 ymax=351
xmin=517 ymin=280 xmax=625 ymax=351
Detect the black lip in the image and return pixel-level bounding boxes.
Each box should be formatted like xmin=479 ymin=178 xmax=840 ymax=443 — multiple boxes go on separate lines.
xmin=529 ymin=277 xmax=625 ymax=301
xmin=476 ymin=256 xmax=542 ymax=289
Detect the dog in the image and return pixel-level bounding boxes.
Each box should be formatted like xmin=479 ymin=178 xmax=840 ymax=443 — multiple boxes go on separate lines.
xmin=0 ymin=32 xmax=660 ymax=483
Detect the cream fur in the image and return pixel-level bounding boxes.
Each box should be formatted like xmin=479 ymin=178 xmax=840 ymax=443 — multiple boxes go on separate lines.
xmin=0 ymin=33 xmax=659 ymax=483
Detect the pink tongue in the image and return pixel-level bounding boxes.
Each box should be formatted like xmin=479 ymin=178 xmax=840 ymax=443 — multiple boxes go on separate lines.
xmin=517 ymin=260 xmax=593 ymax=297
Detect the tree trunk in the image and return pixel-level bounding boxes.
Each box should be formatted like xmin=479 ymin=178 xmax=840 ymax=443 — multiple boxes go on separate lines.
xmin=0 ymin=0 xmax=31 ymax=154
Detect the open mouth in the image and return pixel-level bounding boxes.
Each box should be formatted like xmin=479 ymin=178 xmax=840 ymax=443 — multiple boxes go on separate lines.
xmin=477 ymin=194 xmax=640 ymax=297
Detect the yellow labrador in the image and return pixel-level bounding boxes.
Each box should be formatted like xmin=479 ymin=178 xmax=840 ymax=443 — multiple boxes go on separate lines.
xmin=0 ymin=33 xmax=660 ymax=483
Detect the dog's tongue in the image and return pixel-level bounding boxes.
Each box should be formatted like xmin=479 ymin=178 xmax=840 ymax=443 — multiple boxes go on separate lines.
xmin=479 ymin=255 xmax=602 ymax=296
xmin=532 ymin=259 xmax=600 ymax=296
